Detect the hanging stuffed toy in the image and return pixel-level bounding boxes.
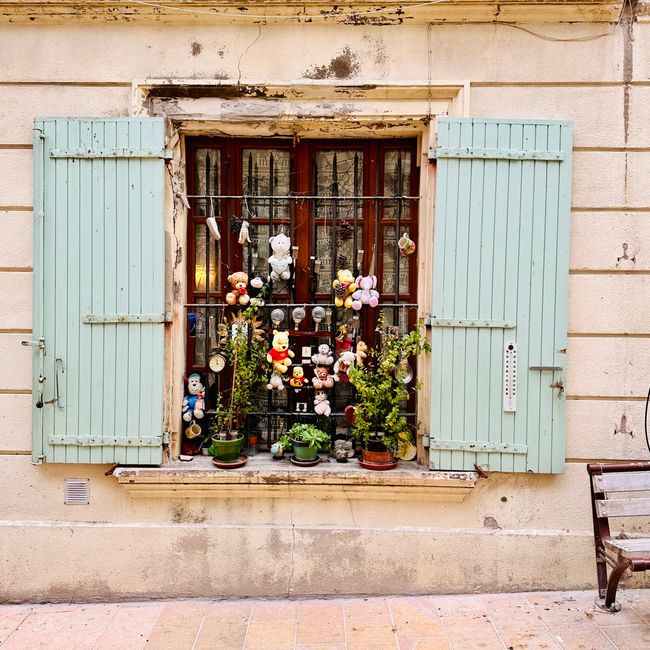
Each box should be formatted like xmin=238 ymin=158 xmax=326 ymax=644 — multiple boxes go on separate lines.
xmin=267 ymin=371 xmax=285 ymax=391
xmin=355 ymin=340 xmax=368 ymax=366
xmin=238 ymin=220 xmax=251 ymax=245
xmin=314 ymin=390 xmax=332 ymax=416
xmin=288 ymin=366 xmax=309 ymax=388
xmin=225 ymin=272 xmax=250 ymax=306
xmin=312 ymin=366 xmax=334 ymax=390
xmin=206 ymin=217 xmax=221 ymax=241
xmin=266 ymin=329 xmax=294 ymax=374
xmin=333 ymin=350 xmax=356 ymax=383
xmin=249 ymin=275 xmax=267 ymax=307
xmin=182 ymin=373 xmax=205 ymax=422
xmin=332 ymin=268 xmax=357 ymax=309
xmin=268 ymin=233 xmax=292 ymax=281
xmin=335 ymin=323 xmax=352 ymax=354
xmin=311 ymin=343 xmax=334 ymax=366
xmin=351 ymin=275 xmax=380 ymax=310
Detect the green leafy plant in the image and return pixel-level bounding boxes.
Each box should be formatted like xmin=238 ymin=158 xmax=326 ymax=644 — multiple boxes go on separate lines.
xmin=210 ymin=305 xmax=267 ymax=441
xmin=348 ymin=317 xmax=430 ymax=452
xmin=286 ymin=423 xmax=330 ymax=450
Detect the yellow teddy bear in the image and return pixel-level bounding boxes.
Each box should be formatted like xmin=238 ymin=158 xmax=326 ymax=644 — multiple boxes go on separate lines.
xmin=332 ymin=269 xmax=357 ymax=309
xmin=266 ymin=329 xmax=294 ymax=374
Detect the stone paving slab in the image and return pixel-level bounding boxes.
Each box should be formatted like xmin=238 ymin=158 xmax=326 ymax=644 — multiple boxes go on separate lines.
xmin=2 ymin=590 xmax=650 ymax=649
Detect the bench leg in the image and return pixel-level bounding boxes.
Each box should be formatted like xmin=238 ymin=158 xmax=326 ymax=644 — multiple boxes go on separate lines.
xmin=595 ymin=561 xmax=629 ymax=612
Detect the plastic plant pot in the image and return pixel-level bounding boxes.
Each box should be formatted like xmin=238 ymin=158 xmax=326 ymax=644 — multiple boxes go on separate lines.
xmin=210 ymin=435 xmax=244 ymax=462
xmin=292 ymin=439 xmax=318 ymax=462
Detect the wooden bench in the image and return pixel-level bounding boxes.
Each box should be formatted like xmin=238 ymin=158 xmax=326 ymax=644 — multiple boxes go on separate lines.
xmin=587 ymin=462 xmax=650 ymax=612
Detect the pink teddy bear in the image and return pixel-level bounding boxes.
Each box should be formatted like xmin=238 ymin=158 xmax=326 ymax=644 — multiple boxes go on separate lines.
xmin=351 ymin=275 xmax=380 ymax=310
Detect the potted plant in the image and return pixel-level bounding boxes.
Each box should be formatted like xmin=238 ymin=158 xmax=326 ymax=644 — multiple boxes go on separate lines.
xmin=348 ymin=319 xmax=430 ymax=469
xmin=285 ymin=423 xmax=330 ymax=462
xmin=209 ymin=306 xmax=267 ymax=462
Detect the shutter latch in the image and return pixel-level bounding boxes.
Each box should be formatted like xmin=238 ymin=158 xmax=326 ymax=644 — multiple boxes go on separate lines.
xmin=21 ymin=337 xmax=45 ymax=350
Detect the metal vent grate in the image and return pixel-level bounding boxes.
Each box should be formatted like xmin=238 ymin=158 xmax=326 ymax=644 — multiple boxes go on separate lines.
xmin=64 ymin=479 xmax=90 ymax=505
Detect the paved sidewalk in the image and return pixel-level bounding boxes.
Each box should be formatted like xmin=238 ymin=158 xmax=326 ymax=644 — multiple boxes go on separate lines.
xmin=2 ymin=589 xmax=650 ymax=649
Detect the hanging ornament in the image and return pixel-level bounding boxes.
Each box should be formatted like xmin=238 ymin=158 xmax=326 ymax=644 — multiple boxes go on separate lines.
xmin=394 ymin=357 xmax=413 ymax=384
xmin=206 ymin=217 xmax=221 ymax=241
xmin=238 ymin=220 xmax=251 ymax=245
xmin=291 ymin=307 xmax=306 ymax=328
xmin=312 ymin=306 xmax=325 ymax=331
xmin=271 ymin=308 xmax=285 ymax=327
xmin=398 ymin=232 xmax=416 ymax=256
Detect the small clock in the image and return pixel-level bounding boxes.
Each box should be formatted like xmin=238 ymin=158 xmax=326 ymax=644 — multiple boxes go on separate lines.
xmin=208 ymin=353 xmax=226 ymax=373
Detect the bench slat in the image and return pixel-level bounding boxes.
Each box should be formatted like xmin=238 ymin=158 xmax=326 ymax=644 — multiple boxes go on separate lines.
xmin=604 ymin=538 xmax=650 ymax=560
xmin=596 ymin=497 xmax=650 ymax=518
xmin=593 ymin=472 xmax=650 ymax=493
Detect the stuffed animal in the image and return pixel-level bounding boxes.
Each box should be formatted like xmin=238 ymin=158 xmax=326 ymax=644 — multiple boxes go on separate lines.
xmin=332 ymin=269 xmax=357 ymax=309
xmin=311 ymin=343 xmax=333 ymax=366
xmin=238 ymin=220 xmax=251 ymax=245
xmin=225 ymin=271 xmax=250 ymax=306
xmin=266 ymin=329 xmax=294 ymax=374
xmin=351 ymin=275 xmax=380 ymax=310
xmin=249 ymin=275 xmax=266 ymax=307
xmin=335 ymin=323 xmax=352 ymax=353
xmin=333 ymin=439 xmax=355 ymax=462
xmin=288 ymin=366 xmax=309 ymax=388
xmin=333 ymin=350 xmax=356 ymax=383
xmin=267 ymin=371 xmax=285 ymax=391
xmin=312 ymin=366 xmax=334 ymax=389
xmin=268 ymin=233 xmax=292 ymax=282
xmin=182 ymin=373 xmax=205 ymax=422
xmin=314 ymin=390 xmax=331 ymax=416
xmin=355 ymin=340 xmax=368 ymax=366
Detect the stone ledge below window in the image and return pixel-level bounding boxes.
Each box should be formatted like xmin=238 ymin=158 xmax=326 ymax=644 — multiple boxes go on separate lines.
xmin=113 ymin=456 xmax=477 ymax=501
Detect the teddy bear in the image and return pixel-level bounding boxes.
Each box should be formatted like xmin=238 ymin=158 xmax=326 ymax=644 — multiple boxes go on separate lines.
xmin=249 ymin=275 xmax=267 ymax=307
xmin=314 ymin=390 xmax=331 ymax=417
xmin=182 ymin=373 xmax=205 ymax=422
xmin=312 ymin=366 xmax=334 ymax=390
xmin=355 ymin=340 xmax=368 ymax=367
xmin=351 ymin=275 xmax=380 ymax=310
xmin=332 ymin=268 xmax=357 ymax=309
xmin=311 ymin=343 xmax=333 ymax=366
xmin=266 ymin=329 xmax=294 ymax=374
xmin=288 ymin=366 xmax=309 ymax=388
xmin=225 ymin=271 xmax=250 ymax=306
xmin=268 ymin=233 xmax=292 ymax=282
xmin=267 ymin=371 xmax=285 ymax=392
xmin=333 ymin=350 xmax=356 ymax=383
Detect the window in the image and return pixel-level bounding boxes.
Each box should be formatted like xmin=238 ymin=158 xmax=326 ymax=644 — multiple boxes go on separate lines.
xmin=185 ymin=138 xmax=419 ymax=453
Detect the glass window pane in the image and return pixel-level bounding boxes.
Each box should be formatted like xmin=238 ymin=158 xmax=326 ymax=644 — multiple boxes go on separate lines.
xmin=383 ymin=149 xmax=412 ymax=220
xmin=315 ymin=225 xmax=358 ymax=294
xmin=242 ymin=149 xmax=290 ymax=219
xmin=315 ymin=150 xmax=363 ymax=221
xmin=194 ymin=149 xmax=221 ymax=216
xmin=382 ymin=225 xmax=409 ymax=295
xmin=194 ymin=226 xmax=220 ymax=294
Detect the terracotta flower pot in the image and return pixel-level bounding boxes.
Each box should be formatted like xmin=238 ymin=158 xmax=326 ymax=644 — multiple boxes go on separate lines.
xmin=361 ymin=435 xmax=396 ymax=467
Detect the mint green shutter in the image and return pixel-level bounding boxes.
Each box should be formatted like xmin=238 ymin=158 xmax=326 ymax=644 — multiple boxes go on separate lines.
xmin=429 ymin=118 xmax=572 ymax=474
xmin=31 ymin=118 xmax=167 ymax=465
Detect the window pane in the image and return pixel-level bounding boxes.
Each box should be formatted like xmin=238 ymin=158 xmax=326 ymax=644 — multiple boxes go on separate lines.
xmin=315 ymin=224 xmax=358 ymax=294
xmin=242 ymin=149 xmax=290 ymax=219
xmin=194 ymin=149 xmax=221 ymax=216
xmin=383 ymin=149 xmax=412 ymax=220
xmin=194 ymin=226 xmax=220 ymax=293
xmin=315 ymin=150 xmax=363 ymax=220
xmin=382 ymin=225 xmax=409 ymax=295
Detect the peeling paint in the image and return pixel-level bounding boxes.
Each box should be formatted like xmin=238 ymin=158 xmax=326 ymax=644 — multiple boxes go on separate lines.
xmin=304 ymin=46 xmax=360 ymax=80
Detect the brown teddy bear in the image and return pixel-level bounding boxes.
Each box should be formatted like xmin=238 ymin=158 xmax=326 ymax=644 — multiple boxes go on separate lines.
xmin=225 ymin=271 xmax=250 ymax=306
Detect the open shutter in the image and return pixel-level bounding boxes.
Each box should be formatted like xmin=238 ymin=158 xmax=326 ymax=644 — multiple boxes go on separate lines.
xmin=31 ymin=118 xmax=168 ymax=464
xmin=428 ymin=118 xmax=572 ymax=473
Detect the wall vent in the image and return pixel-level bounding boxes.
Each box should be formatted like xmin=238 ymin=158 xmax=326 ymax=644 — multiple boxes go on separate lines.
xmin=64 ymin=479 xmax=90 ymax=505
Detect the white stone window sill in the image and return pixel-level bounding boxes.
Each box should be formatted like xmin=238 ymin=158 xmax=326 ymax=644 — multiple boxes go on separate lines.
xmin=113 ymin=455 xmax=477 ymax=501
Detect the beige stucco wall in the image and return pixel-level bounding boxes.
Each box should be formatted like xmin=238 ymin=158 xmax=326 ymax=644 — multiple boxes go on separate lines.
xmin=2 ymin=7 xmax=650 ymax=601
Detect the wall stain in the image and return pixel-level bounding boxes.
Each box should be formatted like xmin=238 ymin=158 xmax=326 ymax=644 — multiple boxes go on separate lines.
xmin=171 ymin=503 xmax=209 ymax=524
xmin=191 ymin=41 xmax=202 ymax=56
xmin=304 ymin=46 xmax=360 ymax=80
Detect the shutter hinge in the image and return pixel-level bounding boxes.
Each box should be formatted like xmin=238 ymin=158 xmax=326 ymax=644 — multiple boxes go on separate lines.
xmin=21 ymin=337 xmax=45 ymax=350
xmin=32 ymin=454 xmax=45 ymax=466
xmin=162 ymin=431 xmax=171 ymax=445
xmin=422 ymin=435 xmax=430 ymax=448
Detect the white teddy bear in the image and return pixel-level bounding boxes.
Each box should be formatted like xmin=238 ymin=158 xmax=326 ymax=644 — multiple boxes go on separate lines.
xmin=311 ymin=343 xmax=333 ymax=366
xmin=314 ymin=390 xmax=331 ymax=416
xmin=267 ymin=371 xmax=285 ymax=392
xmin=333 ymin=350 xmax=356 ymax=382
xmin=268 ymin=233 xmax=292 ymax=282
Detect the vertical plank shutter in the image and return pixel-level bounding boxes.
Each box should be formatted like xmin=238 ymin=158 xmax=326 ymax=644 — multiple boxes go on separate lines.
xmin=428 ymin=118 xmax=572 ymax=474
xmin=31 ymin=118 xmax=167 ymax=465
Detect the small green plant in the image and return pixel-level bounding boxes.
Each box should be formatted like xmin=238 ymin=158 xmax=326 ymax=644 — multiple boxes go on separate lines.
xmin=348 ymin=317 xmax=430 ymax=452
xmin=287 ymin=423 xmax=330 ymax=450
xmin=211 ymin=307 xmax=267 ymax=441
